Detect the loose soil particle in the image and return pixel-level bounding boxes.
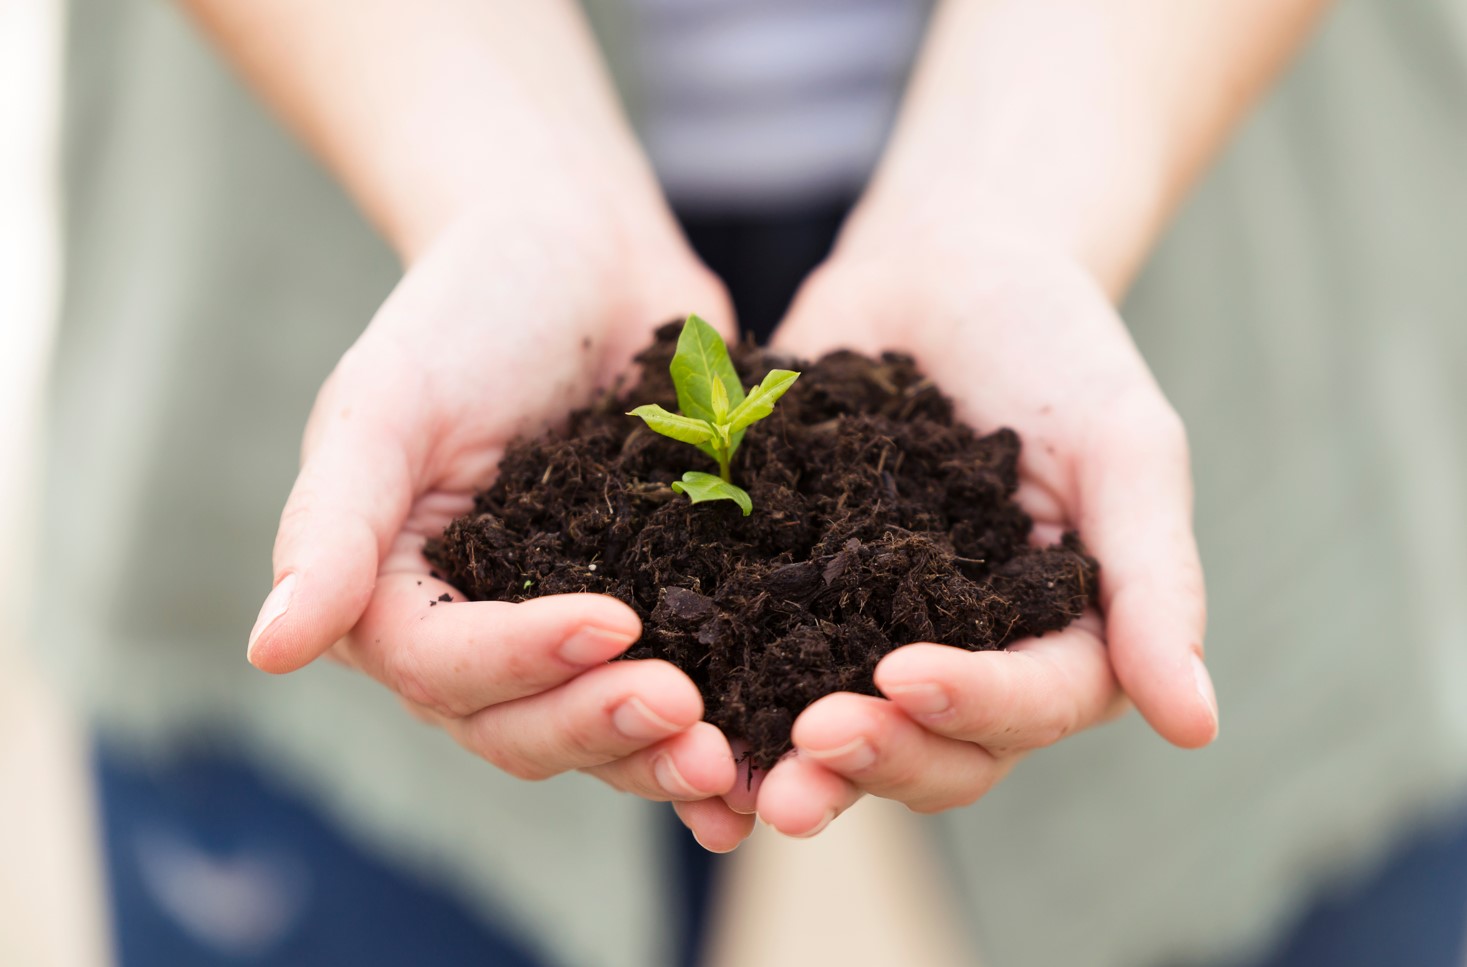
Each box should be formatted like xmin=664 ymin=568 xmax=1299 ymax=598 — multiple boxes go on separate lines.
xmin=427 ymin=323 xmax=1098 ymax=769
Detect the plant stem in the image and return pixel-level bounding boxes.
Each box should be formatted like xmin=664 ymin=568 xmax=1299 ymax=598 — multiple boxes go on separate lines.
xmin=716 ymin=446 xmax=732 ymax=482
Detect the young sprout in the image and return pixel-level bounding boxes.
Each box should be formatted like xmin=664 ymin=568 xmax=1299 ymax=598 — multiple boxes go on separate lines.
xmin=628 ymin=314 xmax=799 ymax=515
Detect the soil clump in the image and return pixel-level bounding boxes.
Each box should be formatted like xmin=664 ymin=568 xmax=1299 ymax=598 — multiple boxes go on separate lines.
xmin=428 ymin=323 xmax=1098 ymax=769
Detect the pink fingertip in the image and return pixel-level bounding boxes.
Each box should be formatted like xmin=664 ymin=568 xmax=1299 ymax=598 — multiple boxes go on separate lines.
xmin=247 ymin=574 xmax=296 ymax=667
xmin=558 ymin=624 xmax=638 ymax=666
xmin=789 ymin=808 xmax=837 ymax=839
xmin=883 ymin=682 xmax=953 ymax=718
xmin=1192 ymin=652 xmax=1220 ymax=741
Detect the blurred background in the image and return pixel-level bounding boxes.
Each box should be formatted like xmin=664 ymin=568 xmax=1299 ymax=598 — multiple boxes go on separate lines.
xmin=0 ymin=1 xmax=111 ymax=964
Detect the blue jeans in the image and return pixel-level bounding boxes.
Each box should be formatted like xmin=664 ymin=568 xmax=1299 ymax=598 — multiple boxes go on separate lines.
xmin=94 ymin=745 xmax=716 ymax=967
xmin=95 ymin=743 xmax=1467 ymax=967
xmin=1231 ymin=806 xmax=1467 ymax=967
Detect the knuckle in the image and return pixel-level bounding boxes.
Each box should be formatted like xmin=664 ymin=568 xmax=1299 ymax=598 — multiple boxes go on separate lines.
xmin=1143 ymin=406 xmax=1190 ymax=466
xmin=906 ymin=794 xmax=959 ymax=815
xmin=496 ymin=636 xmax=542 ymax=689
xmin=948 ymin=669 xmax=1021 ymax=743
xmin=1179 ymin=559 xmax=1209 ymax=626
xmin=953 ymin=701 xmax=1003 ymax=742
xmin=976 ymin=731 xmax=1024 ymax=757
xmin=493 ymin=752 xmax=557 ymax=782
xmin=273 ymin=485 xmax=320 ymax=557
xmin=1094 ymin=392 xmax=1190 ymax=462
xmin=272 ymin=488 xmax=382 ymax=612
xmin=1028 ymin=658 xmax=1084 ymax=748
xmin=386 ymin=637 xmax=460 ymax=718
xmin=469 ymin=724 xmax=560 ymax=781
xmin=314 ymin=342 xmax=376 ymax=412
xmin=908 ymin=784 xmax=985 ymax=815
xmin=1030 ymin=712 xmax=1078 ymax=749
xmin=551 ymin=713 xmax=608 ymax=766
xmin=874 ymin=745 xmax=924 ymax=789
xmin=1148 ymin=409 xmax=1192 ymax=470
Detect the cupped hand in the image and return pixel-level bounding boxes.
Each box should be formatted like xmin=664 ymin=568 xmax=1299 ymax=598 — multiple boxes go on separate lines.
xmin=246 ymin=198 xmax=745 ymax=811
xmin=686 ymin=238 xmax=1216 ymax=842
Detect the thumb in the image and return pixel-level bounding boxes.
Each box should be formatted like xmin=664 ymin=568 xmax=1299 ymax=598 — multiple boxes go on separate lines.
xmin=768 ymin=265 xmax=884 ymax=360
xmin=1080 ymin=392 xmax=1216 ymax=748
xmin=247 ymin=359 xmax=417 ymax=674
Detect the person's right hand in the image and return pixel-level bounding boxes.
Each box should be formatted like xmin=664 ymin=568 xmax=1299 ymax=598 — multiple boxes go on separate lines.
xmin=245 ymin=194 xmax=745 ymax=819
xmin=675 ymin=238 xmax=1214 ymax=849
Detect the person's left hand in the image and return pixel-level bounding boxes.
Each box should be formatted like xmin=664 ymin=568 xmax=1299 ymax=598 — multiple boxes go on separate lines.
xmin=676 ymin=236 xmax=1217 ymax=848
xmin=246 ymin=196 xmax=750 ymax=823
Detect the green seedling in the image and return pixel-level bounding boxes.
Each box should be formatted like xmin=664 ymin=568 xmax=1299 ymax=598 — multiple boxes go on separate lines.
xmin=628 ymin=314 xmax=799 ymax=516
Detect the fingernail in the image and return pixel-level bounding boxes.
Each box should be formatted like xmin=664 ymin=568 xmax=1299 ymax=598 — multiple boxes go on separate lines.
xmin=559 ymin=625 xmax=637 ymax=666
xmin=690 ymin=828 xmax=740 ymax=854
xmin=612 ymin=697 xmax=682 ymax=741
xmin=654 ymin=755 xmax=701 ymax=798
xmin=1192 ymin=652 xmax=1220 ymax=735
xmin=885 ymin=682 xmax=951 ymax=718
xmin=792 ymin=808 xmax=837 ymax=839
xmin=247 ymin=574 xmax=296 ymax=664
xmin=802 ymin=736 xmax=877 ymax=772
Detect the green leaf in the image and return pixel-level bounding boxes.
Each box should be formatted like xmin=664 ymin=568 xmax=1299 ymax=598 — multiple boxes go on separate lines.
xmin=725 ymin=369 xmax=800 ymax=434
xmin=710 ymin=377 xmax=731 ymax=423
xmin=671 ymin=471 xmax=753 ymax=516
xmin=670 ymin=314 xmax=745 ymax=425
xmin=626 ymin=404 xmax=715 ymax=446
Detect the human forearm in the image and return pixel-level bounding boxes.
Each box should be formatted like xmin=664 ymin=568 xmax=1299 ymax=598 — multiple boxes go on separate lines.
xmin=846 ymin=0 xmax=1331 ymax=296
xmin=180 ymin=0 xmax=679 ymax=261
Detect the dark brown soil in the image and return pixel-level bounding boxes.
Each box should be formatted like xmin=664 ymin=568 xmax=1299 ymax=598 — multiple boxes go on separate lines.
xmin=426 ymin=323 xmax=1098 ymax=769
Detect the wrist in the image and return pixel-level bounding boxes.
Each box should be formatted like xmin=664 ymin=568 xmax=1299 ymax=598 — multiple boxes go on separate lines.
xmin=778 ymin=225 xmax=1116 ymax=362
xmin=390 ymin=153 xmax=686 ymax=271
xmin=834 ymin=167 xmax=1159 ymax=304
xmin=827 ymin=207 xmax=1114 ymax=311
xmin=382 ymin=171 xmax=724 ymax=356
xmin=834 ymin=0 xmax=1178 ymax=301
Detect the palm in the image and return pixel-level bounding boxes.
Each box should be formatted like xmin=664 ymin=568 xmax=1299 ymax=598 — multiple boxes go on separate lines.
xmin=689 ymin=245 xmax=1216 ymax=840
xmin=250 ymin=211 xmax=745 ymax=817
xmin=784 ymin=249 xmax=1175 ymax=544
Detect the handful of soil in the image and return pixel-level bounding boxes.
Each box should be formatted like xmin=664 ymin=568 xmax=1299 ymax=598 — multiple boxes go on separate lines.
xmin=427 ymin=323 xmax=1098 ymax=769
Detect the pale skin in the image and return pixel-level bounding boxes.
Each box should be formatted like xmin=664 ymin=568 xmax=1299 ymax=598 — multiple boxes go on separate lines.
xmin=211 ymin=0 xmax=1330 ymax=852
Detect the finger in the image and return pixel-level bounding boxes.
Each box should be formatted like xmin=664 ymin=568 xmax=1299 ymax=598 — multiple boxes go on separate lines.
xmin=674 ymin=799 xmax=756 ymax=854
xmin=768 ymin=264 xmax=886 ymax=360
xmin=755 ymin=752 xmax=863 ymax=837
xmin=873 ymin=618 xmax=1121 ymax=755
xmin=441 ymin=659 xmax=703 ymax=780
xmin=582 ymin=722 xmax=738 ymax=801
xmin=791 ymin=694 xmax=1006 ymax=814
xmin=602 ymin=265 xmax=738 ymax=377
xmin=1079 ymin=391 xmax=1216 ymax=747
xmin=248 ymin=351 xmax=424 ymax=674
xmin=351 ymin=583 xmax=643 ymax=718
xmin=719 ymin=740 xmax=765 ymax=816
